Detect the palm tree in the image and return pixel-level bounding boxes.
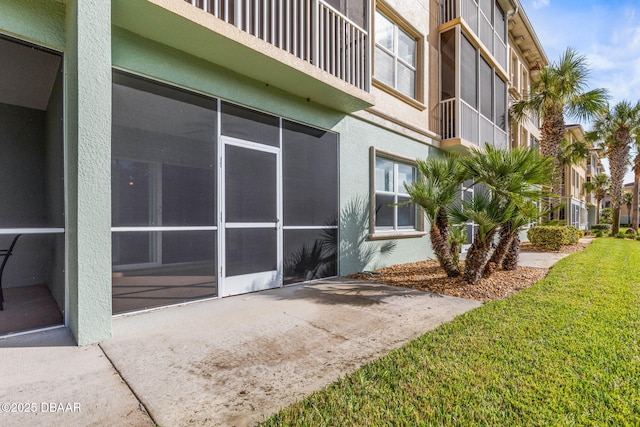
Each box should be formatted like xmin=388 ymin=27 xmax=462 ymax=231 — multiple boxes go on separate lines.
xmin=462 ymin=145 xmax=553 ymax=277
xmin=450 ymin=189 xmax=514 ymax=285
xmin=511 ymin=48 xmax=608 ymax=206
xmin=583 ymin=173 xmax=610 ymax=223
xmin=404 ymin=155 xmax=468 ymax=277
xmin=632 ymin=149 xmax=640 ymax=230
xmin=588 ymin=101 xmax=640 ymax=234
xmin=622 ymin=192 xmax=634 ymax=226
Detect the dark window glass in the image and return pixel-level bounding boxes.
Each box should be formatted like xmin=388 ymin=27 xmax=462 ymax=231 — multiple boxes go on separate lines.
xmin=480 ymin=0 xmax=492 ymax=19
xmin=112 ymin=231 xmax=217 ymax=314
xmin=374 ymin=156 xmax=417 ymax=231
xmin=494 ymin=1 xmax=506 ymax=41
xmin=397 ymin=195 xmax=415 ymax=228
xmin=0 ymin=37 xmax=64 ymax=228
xmin=480 ymin=57 xmax=493 ymax=120
xmin=221 ymin=102 xmax=279 ymax=147
xmin=225 ymin=145 xmax=277 ymax=223
xmin=226 ymin=229 xmax=277 ymax=276
xmin=112 ymin=72 xmax=217 ymax=228
xmin=162 ymin=230 xmax=216 ymax=265
xmin=282 ymin=120 xmax=338 ymax=227
xmin=375 ymin=193 xmax=395 ymax=227
xmin=460 ymin=36 xmax=477 ymax=108
xmin=162 ymin=164 xmax=215 ymax=226
xmin=284 ymin=229 xmax=337 ymax=285
xmin=441 ymin=30 xmax=456 ymax=100
xmin=495 ymin=74 xmax=506 ymax=130
xmin=112 ymin=160 xmax=153 ymax=226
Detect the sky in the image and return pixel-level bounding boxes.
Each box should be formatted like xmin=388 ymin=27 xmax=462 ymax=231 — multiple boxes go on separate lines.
xmin=520 ymin=0 xmax=640 ymax=182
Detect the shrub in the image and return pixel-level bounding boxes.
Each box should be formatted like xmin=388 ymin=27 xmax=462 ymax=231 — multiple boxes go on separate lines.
xmin=595 ymin=230 xmax=603 ymax=238
xmin=591 ymin=224 xmax=612 ymax=231
xmin=625 ymin=228 xmax=637 ymax=236
xmin=636 ymin=235 xmax=640 ymax=241
xmin=565 ymin=226 xmax=583 ymax=243
xmin=616 ymin=231 xmax=626 ymax=239
xmin=528 ymin=226 xmax=575 ymax=250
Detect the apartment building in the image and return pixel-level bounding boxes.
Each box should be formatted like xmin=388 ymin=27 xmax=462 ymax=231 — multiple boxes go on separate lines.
xmin=585 ymin=145 xmax=604 ymax=225
xmin=558 ymin=124 xmax=590 ymax=230
xmin=0 ymin=0 xmax=545 ymax=344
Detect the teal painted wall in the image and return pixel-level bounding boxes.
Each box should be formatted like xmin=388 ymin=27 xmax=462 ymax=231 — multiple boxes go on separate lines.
xmin=0 ymin=0 xmax=65 ymax=50
xmin=65 ymin=0 xmax=112 ymax=345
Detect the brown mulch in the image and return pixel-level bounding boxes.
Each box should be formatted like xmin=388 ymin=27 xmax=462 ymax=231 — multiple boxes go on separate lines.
xmin=348 ymin=239 xmax=594 ymax=302
xmin=520 ymin=241 xmax=590 ymax=254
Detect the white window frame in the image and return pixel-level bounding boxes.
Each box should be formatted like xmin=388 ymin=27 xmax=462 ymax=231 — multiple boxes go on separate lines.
xmin=369 ymin=147 xmax=425 ymax=239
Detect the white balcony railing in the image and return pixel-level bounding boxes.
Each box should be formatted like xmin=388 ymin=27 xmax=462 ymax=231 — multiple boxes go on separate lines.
xmin=440 ymin=0 xmax=508 ymax=71
xmin=184 ymin=0 xmax=369 ymax=91
xmin=440 ymin=98 xmax=508 ymax=149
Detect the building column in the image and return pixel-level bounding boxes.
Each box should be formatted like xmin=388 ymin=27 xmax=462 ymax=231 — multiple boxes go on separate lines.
xmin=65 ymin=0 xmax=112 ymax=345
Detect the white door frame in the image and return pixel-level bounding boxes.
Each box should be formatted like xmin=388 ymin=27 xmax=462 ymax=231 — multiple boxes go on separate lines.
xmin=219 ymin=136 xmax=283 ymax=296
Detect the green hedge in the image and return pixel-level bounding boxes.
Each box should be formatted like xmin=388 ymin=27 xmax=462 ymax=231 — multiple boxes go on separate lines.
xmin=591 ymin=224 xmax=612 ymax=231
xmin=528 ymin=226 xmax=582 ymax=250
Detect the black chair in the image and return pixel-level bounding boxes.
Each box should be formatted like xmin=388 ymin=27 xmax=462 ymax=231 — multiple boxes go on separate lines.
xmin=0 ymin=234 xmax=21 ymax=311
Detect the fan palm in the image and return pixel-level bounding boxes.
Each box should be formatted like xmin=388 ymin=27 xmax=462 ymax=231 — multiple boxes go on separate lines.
xmin=511 ymin=48 xmax=608 ymax=205
xmin=632 ymin=148 xmax=640 ymax=230
xmin=583 ymin=173 xmax=610 ymax=224
xmin=588 ymin=101 xmax=640 ymax=234
xmin=404 ymin=155 xmax=468 ymax=277
xmin=463 ymin=145 xmax=553 ymax=276
xmin=450 ymin=189 xmax=514 ymax=285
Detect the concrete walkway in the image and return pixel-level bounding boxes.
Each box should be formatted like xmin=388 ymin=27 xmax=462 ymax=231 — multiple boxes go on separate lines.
xmin=0 ymin=243 xmax=587 ymax=427
xmin=0 ymin=280 xmax=479 ymax=427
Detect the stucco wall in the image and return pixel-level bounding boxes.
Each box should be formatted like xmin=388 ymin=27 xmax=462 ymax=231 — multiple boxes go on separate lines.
xmin=65 ymin=0 xmax=113 ymax=345
xmin=0 ymin=0 xmax=65 ymax=50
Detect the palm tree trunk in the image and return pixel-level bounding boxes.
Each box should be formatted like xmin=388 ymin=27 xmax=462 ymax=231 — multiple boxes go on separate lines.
xmin=502 ymin=234 xmax=521 ymax=270
xmin=540 ymin=107 xmax=565 ymax=220
xmin=633 ymin=158 xmax=640 ymax=230
xmin=483 ymin=222 xmax=514 ymax=278
xmin=429 ymin=222 xmax=460 ymax=278
xmin=463 ymin=231 xmax=496 ymax=285
xmin=608 ymin=132 xmax=631 ymax=235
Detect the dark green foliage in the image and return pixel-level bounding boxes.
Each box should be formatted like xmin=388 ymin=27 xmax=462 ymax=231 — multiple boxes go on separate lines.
xmin=591 ymin=223 xmax=612 ymax=231
xmin=527 ymin=226 xmax=580 ymax=250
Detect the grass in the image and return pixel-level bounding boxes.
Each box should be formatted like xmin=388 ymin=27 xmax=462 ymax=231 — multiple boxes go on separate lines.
xmin=261 ymin=239 xmax=640 ymax=426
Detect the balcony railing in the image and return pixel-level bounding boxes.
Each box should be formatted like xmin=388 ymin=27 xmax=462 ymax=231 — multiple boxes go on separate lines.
xmin=440 ymin=98 xmax=507 ymax=149
xmin=440 ymin=0 xmax=508 ymax=71
xmin=184 ymin=0 xmax=369 ymax=90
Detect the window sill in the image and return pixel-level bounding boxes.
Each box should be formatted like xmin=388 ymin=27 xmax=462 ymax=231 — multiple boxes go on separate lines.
xmin=368 ymin=230 xmax=427 ymax=240
xmin=372 ymin=79 xmax=427 ymax=111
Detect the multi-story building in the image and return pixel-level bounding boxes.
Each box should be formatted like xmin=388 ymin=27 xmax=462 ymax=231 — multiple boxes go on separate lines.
xmin=585 ymin=144 xmax=605 ymax=225
xmin=558 ymin=124 xmax=589 ymax=229
xmin=0 ymin=0 xmax=546 ymax=344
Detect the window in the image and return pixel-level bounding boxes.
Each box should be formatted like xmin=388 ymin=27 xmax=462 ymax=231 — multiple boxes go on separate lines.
xmin=495 ymin=74 xmax=506 ymax=130
xmin=373 ymin=154 xmax=418 ymax=232
xmin=479 ymin=57 xmax=493 ymax=120
xmin=374 ymin=10 xmax=417 ymax=99
xmin=460 ymin=35 xmax=477 ymax=108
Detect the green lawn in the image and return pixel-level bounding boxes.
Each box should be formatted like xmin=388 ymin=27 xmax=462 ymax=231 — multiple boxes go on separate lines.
xmin=262 ymin=239 xmax=640 ymax=426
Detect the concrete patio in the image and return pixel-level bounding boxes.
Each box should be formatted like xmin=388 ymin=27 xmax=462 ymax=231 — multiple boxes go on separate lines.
xmin=0 ymin=279 xmax=481 ymax=426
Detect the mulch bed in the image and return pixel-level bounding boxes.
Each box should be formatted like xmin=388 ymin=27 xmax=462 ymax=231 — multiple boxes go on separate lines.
xmin=347 ymin=239 xmax=593 ymax=302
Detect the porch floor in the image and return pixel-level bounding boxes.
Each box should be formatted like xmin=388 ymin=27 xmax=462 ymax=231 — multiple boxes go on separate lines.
xmin=0 ymin=284 xmax=63 ymax=335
